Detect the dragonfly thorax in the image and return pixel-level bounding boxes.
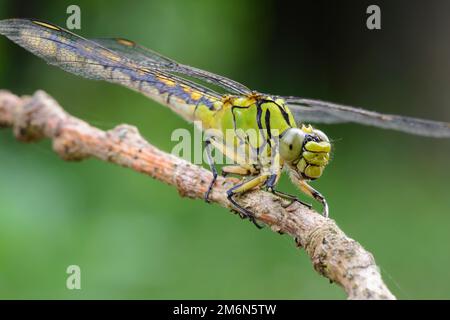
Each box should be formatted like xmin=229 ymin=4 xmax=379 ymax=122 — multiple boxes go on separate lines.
xmin=280 ymin=126 xmax=331 ymax=180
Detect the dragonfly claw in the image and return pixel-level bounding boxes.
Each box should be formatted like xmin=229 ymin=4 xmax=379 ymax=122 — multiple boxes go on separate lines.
xmin=269 ymin=188 xmax=312 ymax=210
xmin=227 ymin=193 xmax=263 ymax=229
xmin=281 ymin=198 xmax=312 ymax=210
xmin=204 ymin=189 xmax=212 ymax=203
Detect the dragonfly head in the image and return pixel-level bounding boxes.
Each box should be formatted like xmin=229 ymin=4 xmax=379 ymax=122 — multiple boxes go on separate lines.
xmin=279 ymin=125 xmax=331 ymax=180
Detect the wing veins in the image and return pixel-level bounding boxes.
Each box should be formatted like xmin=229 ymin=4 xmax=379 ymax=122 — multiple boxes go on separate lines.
xmin=90 ymin=37 xmax=251 ymax=95
xmin=0 ymin=19 xmax=223 ymax=100
xmin=283 ymin=96 xmax=450 ymax=138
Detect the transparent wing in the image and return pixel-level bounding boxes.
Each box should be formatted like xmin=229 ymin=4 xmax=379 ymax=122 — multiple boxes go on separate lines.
xmin=90 ymin=37 xmax=252 ymax=95
xmin=0 ymin=18 xmax=224 ymax=102
xmin=283 ymin=96 xmax=450 ymax=138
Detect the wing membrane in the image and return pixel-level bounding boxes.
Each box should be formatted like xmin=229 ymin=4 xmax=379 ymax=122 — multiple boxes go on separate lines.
xmin=283 ymin=96 xmax=450 ymax=138
xmin=0 ymin=18 xmax=224 ymax=102
xmin=90 ymin=37 xmax=251 ymax=95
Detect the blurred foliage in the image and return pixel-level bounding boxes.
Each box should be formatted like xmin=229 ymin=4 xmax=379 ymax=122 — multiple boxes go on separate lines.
xmin=0 ymin=0 xmax=449 ymax=299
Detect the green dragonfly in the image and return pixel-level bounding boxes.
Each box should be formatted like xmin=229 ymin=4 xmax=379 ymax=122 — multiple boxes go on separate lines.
xmin=1 ymin=19 xmax=449 ymax=226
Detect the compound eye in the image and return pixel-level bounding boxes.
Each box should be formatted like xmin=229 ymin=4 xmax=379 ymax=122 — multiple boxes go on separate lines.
xmin=313 ymin=129 xmax=329 ymax=142
xmin=279 ymin=128 xmax=304 ymax=162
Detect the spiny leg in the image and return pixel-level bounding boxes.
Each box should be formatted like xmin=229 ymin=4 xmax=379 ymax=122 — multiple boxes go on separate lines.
xmin=226 ymin=174 xmax=270 ymax=229
xmin=298 ymin=179 xmax=329 ymax=217
xmin=205 ymin=136 xmax=268 ymax=228
xmin=265 ymin=174 xmax=312 ymax=209
xmin=204 ymin=139 xmax=218 ymax=203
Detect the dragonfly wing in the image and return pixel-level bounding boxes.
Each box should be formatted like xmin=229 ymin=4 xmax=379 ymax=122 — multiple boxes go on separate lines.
xmin=91 ymin=37 xmax=252 ymax=95
xmin=283 ymin=96 xmax=450 ymax=138
xmin=0 ymin=18 xmax=128 ymax=81
xmin=0 ymin=19 xmax=224 ymax=101
xmin=90 ymin=38 xmax=175 ymax=66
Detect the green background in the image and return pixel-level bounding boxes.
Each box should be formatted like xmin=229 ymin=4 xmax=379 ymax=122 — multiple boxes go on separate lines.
xmin=0 ymin=0 xmax=449 ymax=299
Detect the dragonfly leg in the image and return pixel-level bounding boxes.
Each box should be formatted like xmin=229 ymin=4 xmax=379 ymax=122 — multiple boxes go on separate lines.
xmin=204 ymin=139 xmax=218 ymax=203
xmin=271 ymin=189 xmax=313 ymax=209
xmin=297 ymin=180 xmax=329 ymax=217
xmin=221 ymin=164 xmax=259 ymax=177
xmin=265 ymin=174 xmax=312 ymax=209
xmin=226 ymin=174 xmax=270 ymax=229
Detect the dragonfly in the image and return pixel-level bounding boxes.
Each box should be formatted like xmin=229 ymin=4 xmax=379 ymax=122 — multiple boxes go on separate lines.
xmin=1 ymin=19 xmax=450 ymax=227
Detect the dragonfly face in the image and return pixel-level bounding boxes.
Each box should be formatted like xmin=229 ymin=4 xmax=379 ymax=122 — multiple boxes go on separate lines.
xmin=280 ymin=126 xmax=331 ymax=180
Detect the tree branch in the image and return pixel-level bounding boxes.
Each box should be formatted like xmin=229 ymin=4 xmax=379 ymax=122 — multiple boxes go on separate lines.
xmin=0 ymin=89 xmax=395 ymax=300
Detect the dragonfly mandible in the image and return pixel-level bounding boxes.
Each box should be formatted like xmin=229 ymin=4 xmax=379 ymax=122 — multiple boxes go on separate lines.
xmin=1 ymin=19 xmax=449 ymax=227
